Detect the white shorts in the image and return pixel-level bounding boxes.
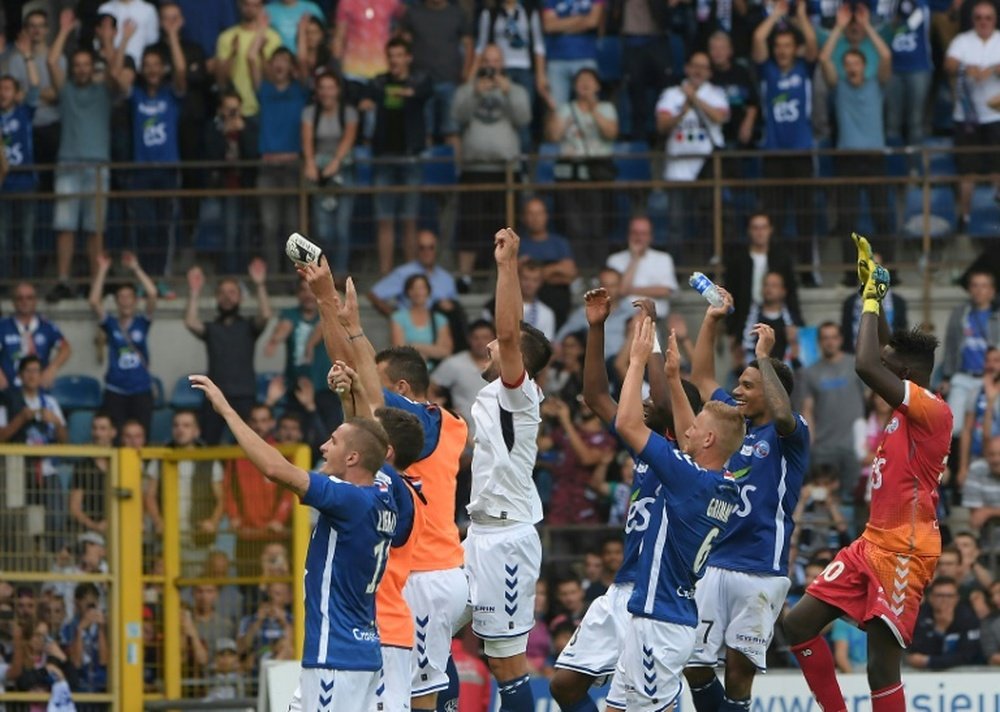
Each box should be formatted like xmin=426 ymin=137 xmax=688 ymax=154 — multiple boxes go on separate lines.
xmin=288 ymin=668 xmax=379 ymax=712
xmin=617 ymin=616 xmax=695 ymax=712
xmin=463 ymin=521 xmax=541 ymax=641
xmin=402 ymin=567 xmax=469 ymax=696
xmin=688 ymin=566 xmax=791 ymax=671
xmin=375 ymin=646 xmax=411 ymax=712
xmin=555 ymin=582 xmax=632 ymax=677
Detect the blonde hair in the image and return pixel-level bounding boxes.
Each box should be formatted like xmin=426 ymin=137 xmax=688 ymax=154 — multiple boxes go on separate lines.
xmin=702 ymin=401 xmax=746 ymax=459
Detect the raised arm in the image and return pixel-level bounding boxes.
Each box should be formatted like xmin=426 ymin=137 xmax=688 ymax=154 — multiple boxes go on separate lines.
xmin=298 ymin=258 xmax=355 ymax=367
xmin=818 ymin=6 xmax=849 ymax=86
xmin=162 ymin=13 xmax=188 ymax=94
xmin=494 ymin=228 xmax=526 ymax=384
xmin=581 ymin=288 xmax=618 ymax=424
xmin=191 ymin=376 xmax=310 ymax=496
xmin=633 ymin=299 xmax=672 ymax=424
xmin=88 ymin=254 xmax=112 ymax=321
xmin=665 ymin=330 xmax=695 ymax=445
xmin=855 ymin=265 xmax=904 ymax=407
xmin=751 ymin=323 xmax=797 ymax=436
xmin=48 ymin=8 xmax=77 ymax=92
xmin=752 ymin=0 xmax=786 ymax=65
xmin=617 ymin=316 xmax=656 ymax=453
xmin=248 ymin=258 xmax=273 ymax=327
xmin=337 ymin=276 xmax=385 ymax=411
xmin=794 ymin=0 xmax=818 ymax=62
xmin=691 ymin=288 xmax=733 ymax=401
xmin=123 ymin=251 xmax=157 ymax=316
xmin=184 ymin=266 xmax=206 ymax=337
xmin=857 ymin=4 xmax=892 ymax=84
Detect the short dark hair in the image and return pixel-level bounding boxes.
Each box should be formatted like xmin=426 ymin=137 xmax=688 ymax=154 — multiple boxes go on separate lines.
xmin=141 ymin=45 xmax=166 ymax=64
xmin=467 ymin=319 xmax=495 ymax=337
xmin=114 ymin=281 xmax=137 ymax=296
xmin=818 ymin=321 xmax=842 ymax=338
xmin=24 ymin=9 xmax=48 ymax=22
xmin=555 ymin=575 xmax=581 ymax=590
xmin=74 ymin=582 xmax=100 ymax=601
xmin=270 ymin=47 xmax=297 ymax=65
xmin=92 ymin=411 xmax=115 ymax=427
xmin=888 ymin=327 xmax=938 ymax=377
xmin=250 ymin=403 xmax=274 ymax=418
xmin=747 ymin=211 xmax=771 ymax=228
xmin=374 ymin=406 xmax=425 ymax=471
xmin=771 ymin=26 xmax=801 ymax=48
xmin=842 ymin=48 xmax=867 ymax=65
xmin=520 ymin=321 xmax=553 ymax=379
xmin=376 ymin=346 xmax=431 ymax=397
xmin=747 ymin=357 xmax=794 ymax=396
xmin=600 ymin=536 xmax=623 ymax=552
xmin=940 ymin=543 xmax=961 ymax=563
xmin=966 ymin=269 xmax=996 ymax=288
xmin=929 ymin=576 xmax=958 ymax=592
xmin=403 ymin=273 xmax=431 ymax=295
xmin=386 ymin=37 xmax=411 ymax=54
xmin=0 ymin=74 xmax=20 ymax=92
xmin=658 ymin=379 xmax=703 ymax=436
xmin=344 ymin=417 xmax=391 ymax=473
xmin=173 ymin=409 xmax=200 ymax=425
xmin=18 ymin=354 xmax=42 ymax=374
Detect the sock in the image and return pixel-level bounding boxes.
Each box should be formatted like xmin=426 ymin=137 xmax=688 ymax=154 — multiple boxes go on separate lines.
xmin=561 ymin=696 xmax=600 ymax=712
xmin=497 ymin=674 xmax=534 ymax=712
xmin=791 ymin=636 xmax=847 ymax=712
xmin=690 ymin=676 xmax=726 ymax=712
xmin=720 ymin=697 xmax=751 ymax=712
xmin=436 ymin=655 xmax=460 ymax=712
xmin=871 ymin=683 xmax=905 ymax=712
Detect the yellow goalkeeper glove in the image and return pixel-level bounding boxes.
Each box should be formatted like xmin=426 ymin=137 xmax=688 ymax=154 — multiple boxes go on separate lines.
xmin=862 ymin=264 xmax=891 ymax=314
xmin=852 ymin=232 xmax=875 ymax=289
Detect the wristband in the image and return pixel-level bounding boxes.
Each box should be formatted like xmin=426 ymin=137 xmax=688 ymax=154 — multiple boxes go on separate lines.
xmin=862 ymin=298 xmax=881 ymax=315
xmin=652 ymin=333 xmax=662 ymax=354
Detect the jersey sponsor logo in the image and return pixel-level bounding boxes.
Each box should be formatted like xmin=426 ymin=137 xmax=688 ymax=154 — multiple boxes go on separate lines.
xmin=675 ymin=585 xmax=697 ymax=599
xmin=740 ymin=445 xmax=753 ymax=457
xmin=624 ymin=496 xmax=656 ymax=534
xmin=352 ymin=627 xmax=378 ymax=642
xmin=473 ymin=605 xmax=495 ymax=613
xmin=753 ymin=441 xmax=770 ymax=459
xmin=885 ymin=417 xmax=900 ymax=434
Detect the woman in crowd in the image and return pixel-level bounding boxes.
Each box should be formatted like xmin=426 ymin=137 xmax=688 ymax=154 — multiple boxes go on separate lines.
xmin=390 ymin=274 xmax=454 ymax=368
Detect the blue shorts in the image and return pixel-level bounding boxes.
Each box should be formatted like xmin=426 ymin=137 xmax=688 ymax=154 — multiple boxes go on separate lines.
xmin=54 ymin=164 xmax=109 ymax=233
xmin=374 ymin=160 xmax=422 ymax=221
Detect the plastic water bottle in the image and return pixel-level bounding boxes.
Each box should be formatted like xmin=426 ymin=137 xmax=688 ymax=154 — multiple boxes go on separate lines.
xmin=689 ymin=272 xmax=732 ymax=313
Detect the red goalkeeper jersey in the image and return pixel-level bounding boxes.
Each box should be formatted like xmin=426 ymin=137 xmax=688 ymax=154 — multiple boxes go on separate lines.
xmin=862 ymin=380 xmax=952 ymax=556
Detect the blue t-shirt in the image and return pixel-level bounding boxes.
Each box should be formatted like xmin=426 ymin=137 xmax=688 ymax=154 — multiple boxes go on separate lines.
xmin=383 ymin=390 xmax=444 ymax=460
xmin=176 ymin=0 xmax=238 ymax=58
xmin=960 ymin=309 xmax=991 ymax=375
xmin=758 ymin=58 xmax=815 ymax=150
xmin=608 ymin=417 xmax=660 ymax=587
xmin=101 ymin=314 xmax=152 ymax=395
xmin=970 ymin=387 xmax=1000 ymax=457
xmin=2 ymin=101 xmax=37 ymax=192
xmin=626 ymin=432 xmax=739 ymax=626
xmin=267 ymin=0 xmax=325 ymax=48
xmin=887 ymin=0 xmax=932 ymax=73
xmin=518 ymin=233 xmax=574 ymax=264
xmin=0 ymin=316 xmax=66 ymax=386
xmin=299 ymin=470 xmax=397 ymax=670
xmin=543 ymin=0 xmax=602 ymax=61
xmin=129 ymin=85 xmax=182 ymax=163
xmin=382 ymin=462 xmax=416 ymax=548
xmin=258 ymin=80 xmax=307 ymax=154
xmin=278 ymin=306 xmax=319 ymax=385
xmin=370 ymin=263 xmax=459 ymax=308
xmin=708 ymin=388 xmax=809 ymax=577
xmin=834 ymin=78 xmax=885 ymax=150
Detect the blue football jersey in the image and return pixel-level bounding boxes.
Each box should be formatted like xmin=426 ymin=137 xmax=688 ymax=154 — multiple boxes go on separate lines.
xmin=626 ymin=432 xmax=740 ymax=626
xmin=382 ymin=461 xmax=420 ymax=548
xmin=0 ymin=316 xmax=66 ymax=386
xmin=383 ymin=390 xmax=443 ymax=459
xmin=608 ymin=418 xmax=661 ymax=587
xmin=300 ymin=470 xmax=398 ymax=670
xmin=708 ymin=388 xmax=809 ymax=576
xmin=758 ymin=58 xmax=815 ymax=150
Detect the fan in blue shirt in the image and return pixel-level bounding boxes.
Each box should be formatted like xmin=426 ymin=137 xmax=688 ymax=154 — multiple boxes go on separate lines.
xmin=190 ymin=375 xmax=398 ymax=708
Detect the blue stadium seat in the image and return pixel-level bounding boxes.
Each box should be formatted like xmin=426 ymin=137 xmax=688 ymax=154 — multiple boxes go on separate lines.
xmin=923 ymin=137 xmax=956 ymax=177
xmin=68 ymin=410 xmax=95 ymax=445
xmin=967 ymin=186 xmax=1000 ymax=238
xmin=51 ymin=375 xmax=103 ymax=411
xmin=169 ymin=376 xmax=204 ymax=410
xmin=149 ymin=408 xmax=173 ymax=445
xmin=596 ymin=36 xmax=622 ymax=82
xmin=613 ymin=141 xmax=652 ymax=182
xmin=534 ymin=142 xmax=562 ymax=185
xmin=421 ymin=145 xmax=458 ymax=186
xmin=150 ymin=375 xmax=165 ymax=409
xmin=902 ymin=186 xmax=955 ymax=239
xmin=884 ymin=137 xmax=908 ymax=178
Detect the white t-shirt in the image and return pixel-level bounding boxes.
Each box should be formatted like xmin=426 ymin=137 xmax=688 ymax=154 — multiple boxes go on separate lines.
xmin=655 ymin=81 xmax=729 ymax=180
xmin=145 ymin=458 xmax=224 ymax=523
xmin=475 ymin=4 xmax=546 ymax=71
xmin=522 ymin=299 xmax=556 ymax=342
xmin=606 ymin=248 xmax=679 ymax=317
xmin=97 ymin=0 xmax=160 ymax=66
xmin=467 ymin=375 xmax=544 ymax=524
xmin=432 ymin=351 xmax=486 ymax=433
xmin=946 ymin=30 xmax=1000 ymax=125
xmin=750 ymin=251 xmax=769 ymax=305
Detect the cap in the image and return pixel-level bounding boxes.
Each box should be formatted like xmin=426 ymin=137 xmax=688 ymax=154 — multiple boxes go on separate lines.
xmin=78 ymin=532 xmax=106 ymax=548
xmin=216 ymin=638 xmax=238 ymax=654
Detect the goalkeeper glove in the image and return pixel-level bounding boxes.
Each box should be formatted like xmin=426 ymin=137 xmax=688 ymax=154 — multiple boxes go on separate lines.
xmin=862 ymin=264 xmax=891 ymax=314
xmin=852 ymin=232 xmax=875 ymax=289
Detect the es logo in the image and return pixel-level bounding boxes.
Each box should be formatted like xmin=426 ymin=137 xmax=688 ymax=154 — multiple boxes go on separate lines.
xmin=735 ymin=484 xmax=756 ymax=518
xmin=625 ymin=496 xmax=656 ymax=534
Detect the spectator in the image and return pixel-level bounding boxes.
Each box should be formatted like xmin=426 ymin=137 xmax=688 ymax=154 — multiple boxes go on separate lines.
xmin=251 ymin=46 xmax=307 ymax=271
xmin=482 ymin=259 xmax=558 ymax=341
xmin=14 ymin=618 xmax=76 ymax=696
xmin=121 ymin=418 xmax=147 ymax=449
xmin=606 ymin=215 xmax=678 ymax=318
xmin=142 ymin=410 xmax=225 ymax=566
xmin=184 ymin=262 xmax=273 ymax=444
xmin=655 ymin=50 xmax=729 ymax=253
xmin=296 ymin=15 xmax=336 ymax=81
xmin=820 ymin=4 xmax=894 ymax=269
xmin=618 ymin=0 xmax=672 ymax=142
xmin=953 ymin=531 xmax=995 ymax=608
xmin=885 ymin=0 xmax=934 ymax=146
xmin=945 ymin=0 xmax=1000 ymax=224
xmin=190 ymin=585 xmax=237 ymax=665
xmin=0 ymin=68 xmax=39 ymax=279
xmin=942 ymin=270 xmax=1000 ymax=438
xmin=214 ymin=0 xmax=282 ymax=117
xmin=966 ymin=435 xmax=1000 ymax=530
xmin=831 ymin=615 xmax=868 ymax=673
xmin=788 ymin=465 xmax=852 ymax=583
xmin=840 ymin=263 xmax=909 ymax=352
xmin=548 ymin=67 xmax=618 ymax=246
xmin=541 ymin=0 xmax=603 ymax=105
xmin=368 ymin=229 xmax=459 ymax=316
xmin=590 ymin=451 xmax=633 ymax=526
xmin=723 ymin=212 xmax=801 ymax=339
xmin=474 ymin=0 xmax=549 ymax=149
xmin=752 ymin=0 xmax=820 ymax=282
xmin=801 ymin=322 xmax=867 ymax=501
xmin=175 ymin=0 xmax=237 ymax=64
xmin=708 ymin=30 xmax=759 ymax=151
xmin=265 ymin=279 xmax=319 ymax=398
xmin=907 ymin=576 xmax=984 ymax=669
xmin=431 ymin=319 xmax=495 ymax=430
xmin=541 ymin=395 xmax=615 ymax=525
xmin=267 ymin=0 xmax=324 ymax=50
xmin=203 ymin=637 xmax=246 ymax=702
xmin=181 ymin=602 xmax=210 ymax=672
xmin=203 ymin=90 xmax=260 ymax=274
xmin=544 ymin=331 xmax=585 ymax=404
xmin=6 ymin=9 xmax=63 ymax=194
xmin=981 ymin=580 xmax=1000 ymax=665
xmin=245 ymin=542 xmax=290 ymax=611
xmin=14 ymin=586 xmax=38 ymax=626
xmin=68 ymin=412 xmax=116 ymax=535
xmin=551 ymin=575 xmax=588 ymax=625
xmin=739 ymin=271 xmax=802 ymax=368
xmin=97 ymin=0 xmax=159 ymax=66
xmin=0 ymin=282 xmax=71 ymax=390
xmin=557 ymin=266 xmax=631 ymax=359
xmin=109 ymin=11 xmax=188 ymax=277
xmin=400 ymin=0 xmax=474 ymax=146
xmin=301 ymin=70 xmax=359 ymax=273
xmin=452 ymin=43 xmax=531 ymax=283
xmin=956 ymin=348 xmax=1000 ymax=487
xmin=518 ymin=197 xmax=577 ymax=327
xmin=389 ymin=274 xmax=453 ymax=369
xmin=359 ymin=37 xmax=433 ymax=276
xmin=64 ymin=582 xmax=108 ymax=693
xmin=237 ymin=581 xmax=293 ymax=673
xmin=46 ymin=9 xmax=116 ymax=303
xmin=332 ymin=0 xmax=402 ymax=103
xmin=223 ymin=404 xmax=295 ymax=574
xmin=451 ymin=634 xmax=492 ymax=711
xmin=199 ymin=550 xmax=244 ymax=622
xmin=585 ymin=537 xmax=622 ymax=603
xmin=88 ymin=252 xmax=158 ymax=435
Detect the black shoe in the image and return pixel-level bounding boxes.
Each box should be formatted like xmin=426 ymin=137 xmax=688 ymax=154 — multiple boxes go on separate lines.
xmin=45 ymin=282 xmax=74 ymax=304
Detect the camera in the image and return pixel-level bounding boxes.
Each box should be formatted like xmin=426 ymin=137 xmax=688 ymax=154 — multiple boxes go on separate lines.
xmin=477 ymin=67 xmax=498 ymax=79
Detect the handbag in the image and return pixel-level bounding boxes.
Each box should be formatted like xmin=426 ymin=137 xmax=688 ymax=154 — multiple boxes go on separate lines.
xmin=554 ymin=103 xmax=618 ymax=182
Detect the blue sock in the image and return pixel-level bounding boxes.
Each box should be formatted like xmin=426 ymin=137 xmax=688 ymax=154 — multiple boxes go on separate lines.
xmin=561 ymin=695 xmax=600 ymax=712
xmin=435 ymin=655 xmax=460 ymax=712
xmin=690 ymin=676 xmax=726 ymax=712
xmin=720 ymin=695 xmax=752 ymax=712
xmin=498 ymin=674 xmax=534 ymax=712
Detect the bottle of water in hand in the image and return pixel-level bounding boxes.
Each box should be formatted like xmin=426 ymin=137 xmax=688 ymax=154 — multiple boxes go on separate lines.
xmin=689 ymin=272 xmax=732 ymax=312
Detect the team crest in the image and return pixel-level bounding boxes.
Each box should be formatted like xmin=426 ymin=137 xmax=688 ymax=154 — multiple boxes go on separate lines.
xmin=752 ymin=441 xmax=770 ymax=459
xmin=885 ymin=417 xmax=899 ymax=434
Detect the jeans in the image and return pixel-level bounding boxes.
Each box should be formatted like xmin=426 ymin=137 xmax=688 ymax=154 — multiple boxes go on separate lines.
xmin=425 ymin=81 xmax=459 ymax=140
xmin=54 ymin=164 xmax=109 ymax=233
xmin=129 ymin=167 xmax=179 ymax=275
xmin=257 ymin=161 xmax=301 ymax=271
xmin=546 ymin=58 xmax=598 ymax=106
xmin=0 ymin=196 xmax=36 ymax=278
xmin=311 ymin=164 xmax=356 ymax=273
xmin=622 ymin=36 xmax=674 ymax=141
xmin=373 ymin=159 xmax=422 ymax=220
xmin=507 ymin=67 xmax=536 ymax=151
xmin=886 ymin=70 xmax=932 ymax=146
